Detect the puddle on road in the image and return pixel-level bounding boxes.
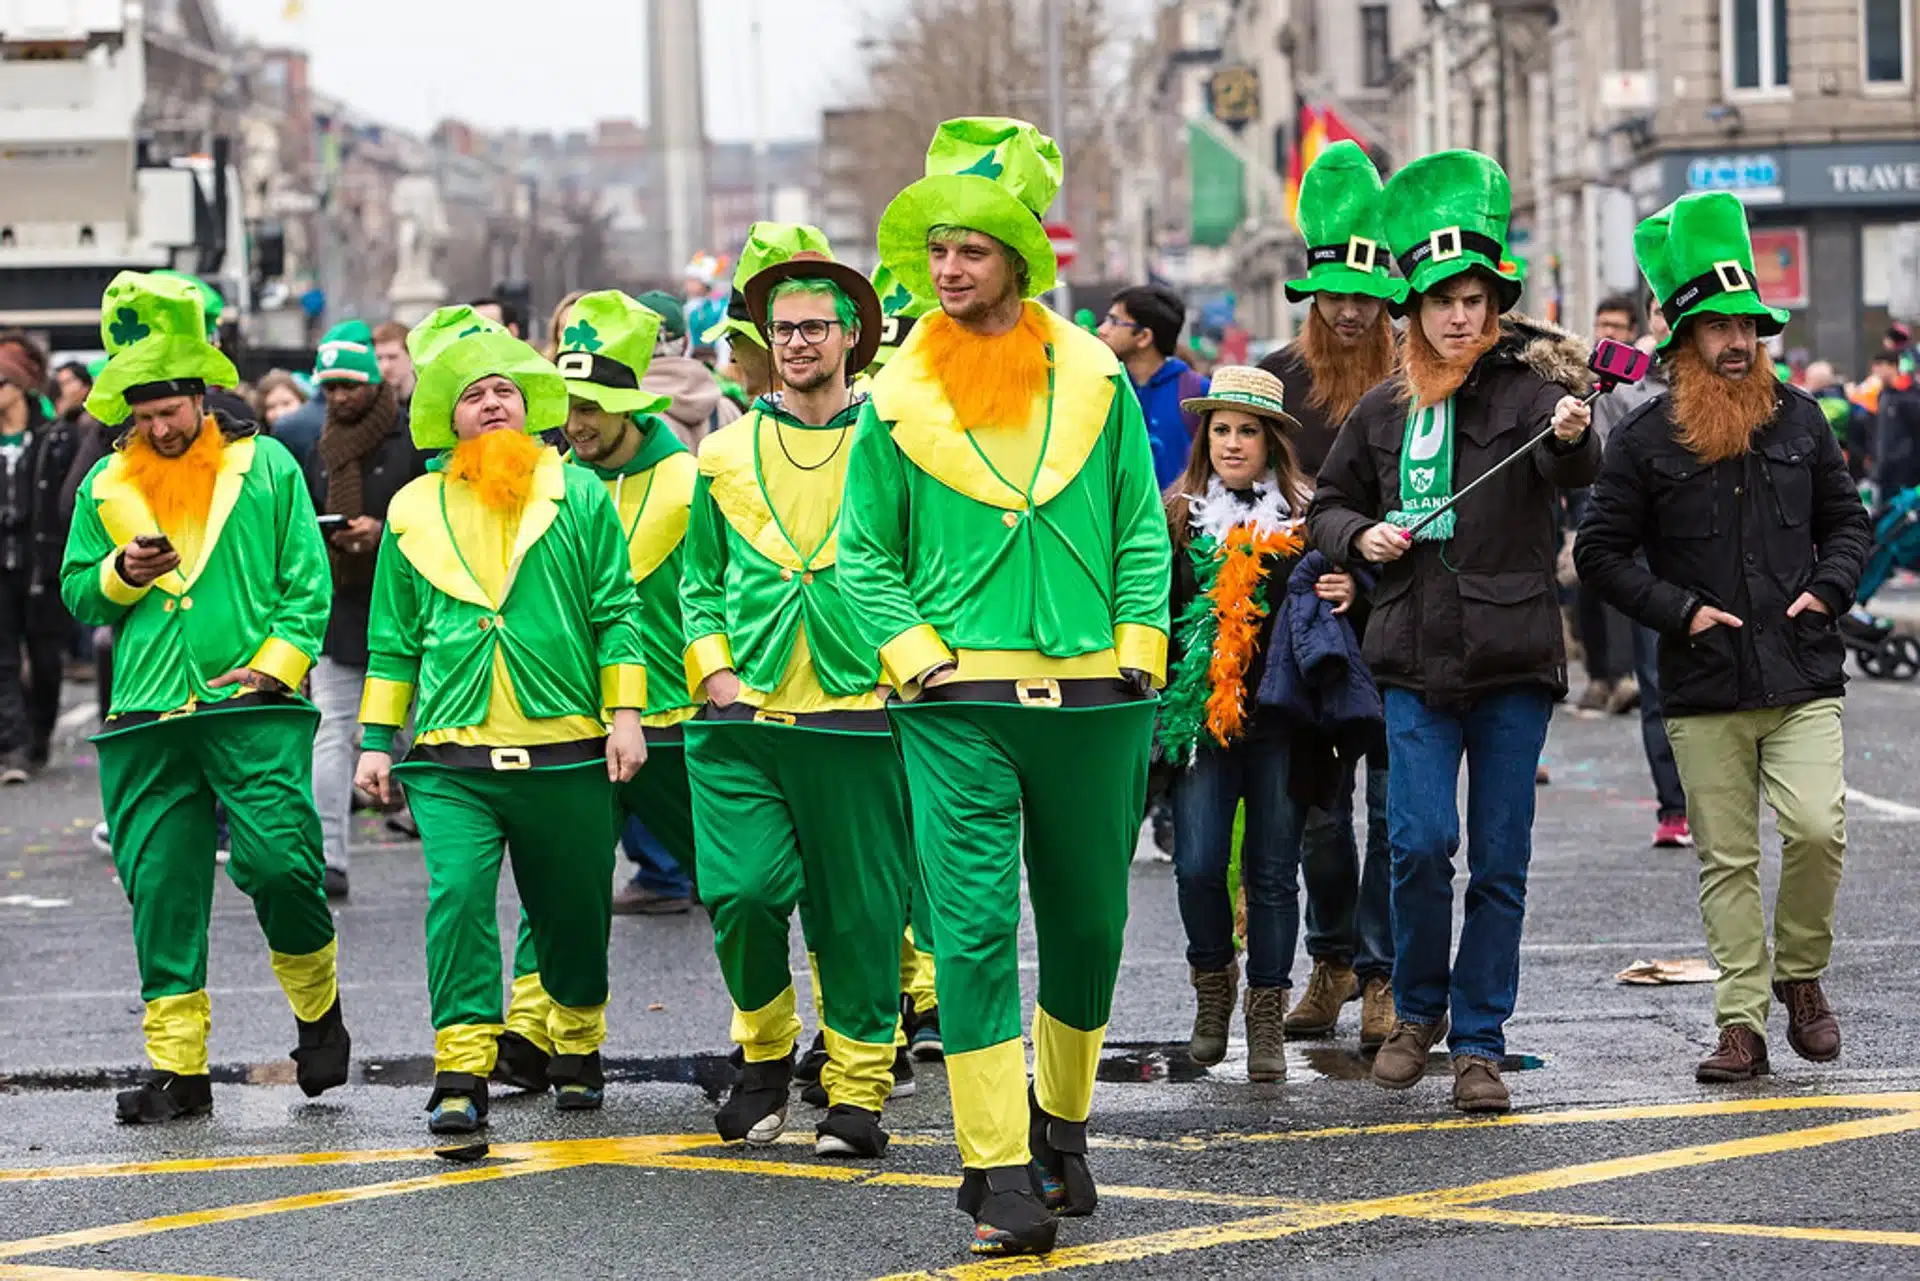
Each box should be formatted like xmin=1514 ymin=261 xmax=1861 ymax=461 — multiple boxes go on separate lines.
xmin=1096 ymin=1041 xmax=1545 ymax=1084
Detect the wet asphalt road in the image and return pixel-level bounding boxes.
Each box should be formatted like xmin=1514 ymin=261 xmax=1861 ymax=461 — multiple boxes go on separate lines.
xmin=4 ymin=657 xmax=1920 ymax=1279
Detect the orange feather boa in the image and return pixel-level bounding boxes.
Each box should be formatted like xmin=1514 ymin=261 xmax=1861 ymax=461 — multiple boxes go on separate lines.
xmin=1202 ymin=523 xmax=1304 ymax=746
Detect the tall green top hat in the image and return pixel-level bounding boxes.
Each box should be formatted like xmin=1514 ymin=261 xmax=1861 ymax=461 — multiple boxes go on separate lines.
xmin=1286 ymin=141 xmax=1407 ymax=305
xmin=877 ymin=116 xmax=1063 ymax=302
xmin=312 ymin=318 xmax=382 ymax=386
xmin=406 ymin=305 xmax=567 ymax=451
xmin=554 ymin=291 xmax=673 ymax=415
xmin=152 ymin=269 xmax=225 ymax=338
xmin=1382 ymin=149 xmax=1524 ymax=316
xmin=700 ymin=223 xmax=834 ymax=348
xmin=86 ymin=270 xmax=239 ymax=424
xmin=868 ymin=264 xmax=936 ymax=369
xmin=1636 ymin=192 xmax=1788 ymax=352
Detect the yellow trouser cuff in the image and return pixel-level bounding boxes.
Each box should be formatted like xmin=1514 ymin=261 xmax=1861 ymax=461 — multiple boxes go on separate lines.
xmin=879 ymin=623 xmax=954 ymax=696
xmin=821 ymin=1026 xmax=895 ymax=1114
xmin=730 ymin=985 xmax=801 ymax=1063
xmin=434 ymin=1023 xmax=505 ymax=1076
xmin=144 ymin=991 xmax=212 ymax=1076
xmin=505 ymin=973 xmax=556 ymax=1054
xmin=249 ymin=636 xmax=315 ymax=691
xmin=947 ymin=1038 xmax=1031 ymax=1169
xmin=600 ymin=662 xmax=648 ymax=712
xmin=1033 ymin=1006 xmax=1105 ymax=1124
xmin=358 ymin=677 xmax=415 ymax=726
xmin=1113 ymin=624 xmax=1169 ymax=689
xmin=270 ymin=938 xmax=339 ymax=1023
xmin=547 ymin=1001 xmax=608 ymax=1057
xmin=683 ymin=632 xmax=735 ymax=699
xmin=99 ymin=555 xmax=152 ymax=607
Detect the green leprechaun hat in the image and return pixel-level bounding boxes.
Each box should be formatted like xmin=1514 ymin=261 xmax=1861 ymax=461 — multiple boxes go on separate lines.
xmin=1285 ymin=141 xmax=1407 ymax=305
xmin=1635 ymin=192 xmax=1789 ymax=353
xmin=86 ymin=270 xmax=239 ymax=424
xmin=1382 ymin=149 xmax=1524 ymax=316
xmin=700 ymin=223 xmax=835 ymax=348
xmin=554 ymin=290 xmax=673 ymax=415
xmin=406 ymin=305 xmax=567 ymax=451
xmin=867 ymin=263 xmax=936 ymax=369
xmin=152 ymin=269 xmax=225 ymax=338
xmin=877 ymin=116 xmax=1063 ymax=302
xmin=312 ymin=318 xmax=383 ymax=386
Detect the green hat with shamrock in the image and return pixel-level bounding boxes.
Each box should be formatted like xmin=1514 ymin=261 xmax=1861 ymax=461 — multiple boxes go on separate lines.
xmin=1285 ymin=140 xmax=1408 ymax=305
xmin=312 ymin=318 xmax=382 ymax=386
xmin=1381 ymin=149 xmax=1524 ymax=316
xmin=867 ymin=263 xmax=936 ymax=369
xmin=877 ymin=116 xmax=1064 ymax=302
xmin=700 ymin=223 xmax=835 ymax=348
xmin=152 ymin=269 xmax=225 ymax=337
xmin=553 ymin=290 xmax=673 ymax=416
xmin=1635 ymin=192 xmax=1789 ymax=352
xmin=406 ymin=305 xmax=567 ymax=450
xmin=86 ymin=270 xmax=239 ymax=424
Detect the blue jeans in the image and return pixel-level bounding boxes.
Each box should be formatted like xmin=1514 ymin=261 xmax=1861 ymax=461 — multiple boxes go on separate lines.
xmin=1632 ymin=625 xmax=1688 ymax=821
xmin=1171 ymin=733 xmax=1306 ymax=989
xmin=1301 ymin=755 xmax=1394 ymax=981
xmin=1384 ymin=687 xmax=1552 ymax=1059
xmin=624 ymin=815 xmax=691 ymax=898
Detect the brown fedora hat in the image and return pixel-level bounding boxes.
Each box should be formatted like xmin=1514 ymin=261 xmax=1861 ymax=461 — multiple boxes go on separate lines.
xmin=743 ymin=252 xmax=885 ymax=376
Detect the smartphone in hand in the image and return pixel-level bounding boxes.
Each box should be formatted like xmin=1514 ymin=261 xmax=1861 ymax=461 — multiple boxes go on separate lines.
xmin=134 ymin=533 xmax=175 ymax=555
xmin=317 ymin=513 xmax=348 ymax=535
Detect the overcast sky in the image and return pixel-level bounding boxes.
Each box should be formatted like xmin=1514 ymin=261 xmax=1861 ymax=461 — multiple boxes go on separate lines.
xmin=216 ymin=0 xmax=872 ymax=141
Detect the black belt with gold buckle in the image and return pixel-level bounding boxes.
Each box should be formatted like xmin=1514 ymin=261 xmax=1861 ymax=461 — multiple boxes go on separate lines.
xmin=915 ymin=677 xmax=1137 ymax=708
xmin=105 ymin=690 xmax=293 ymax=729
xmin=699 ymin=702 xmax=891 ymax=733
xmin=407 ymin=738 xmax=606 ymax=771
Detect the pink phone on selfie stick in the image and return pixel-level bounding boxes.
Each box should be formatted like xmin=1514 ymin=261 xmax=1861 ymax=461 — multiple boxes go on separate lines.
xmin=1587 ymin=337 xmax=1652 ymax=399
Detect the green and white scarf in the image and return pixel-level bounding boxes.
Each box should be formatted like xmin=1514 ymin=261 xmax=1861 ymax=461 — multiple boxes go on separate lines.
xmin=1388 ymin=397 xmax=1454 ymax=542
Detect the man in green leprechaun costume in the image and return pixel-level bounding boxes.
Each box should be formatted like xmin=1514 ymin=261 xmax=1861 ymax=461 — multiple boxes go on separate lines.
xmin=682 ymin=246 xmax=915 ymax=1161
xmin=352 ymin=306 xmax=648 ymax=1134
xmin=837 ymin=116 xmax=1172 ymax=1256
xmin=703 ymin=222 xmax=834 ymax=405
xmin=490 ymin=289 xmax=705 ymax=1095
xmin=61 ymin=271 xmax=348 ymax=1124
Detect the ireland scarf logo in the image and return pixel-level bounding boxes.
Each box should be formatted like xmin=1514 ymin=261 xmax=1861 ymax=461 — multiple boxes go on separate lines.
xmin=1390 ymin=399 xmax=1456 ymax=542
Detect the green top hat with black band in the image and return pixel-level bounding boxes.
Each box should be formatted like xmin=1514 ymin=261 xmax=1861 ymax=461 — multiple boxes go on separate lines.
xmin=1635 ymin=192 xmax=1789 ymax=353
xmin=554 ymin=290 xmax=673 ymax=415
xmin=868 ymin=263 xmax=936 ymax=369
xmin=313 ymin=318 xmax=382 ymax=386
xmin=406 ymin=305 xmax=568 ymax=451
xmin=1382 ymin=149 xmax=1524 ymax=316
xmin=86 ymin=270 xmax=240 ymax=424
xmin=700 ymin=222 xmax=834 ymax=348
xmin=1285 ymin=141 xmax=1407 ymax=305
xmin=877 ymin=116 xmax=1063 ymax=302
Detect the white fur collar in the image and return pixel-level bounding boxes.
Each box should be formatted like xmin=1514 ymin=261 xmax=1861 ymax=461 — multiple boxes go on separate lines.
xmin=1186 ymin=473 xmax=1294 ymax=544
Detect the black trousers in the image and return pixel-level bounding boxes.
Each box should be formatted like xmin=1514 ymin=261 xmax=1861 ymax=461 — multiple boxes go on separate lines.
xmin=0 ymin=570 xmax=66 ymax=762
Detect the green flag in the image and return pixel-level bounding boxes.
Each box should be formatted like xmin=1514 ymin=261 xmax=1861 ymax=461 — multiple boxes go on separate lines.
xmin=1189 ymin=122 xmax=1245 ymax=249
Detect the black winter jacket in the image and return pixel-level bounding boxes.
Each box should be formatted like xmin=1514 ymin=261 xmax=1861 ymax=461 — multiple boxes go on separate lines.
xmin=302 ymin=403 xmax=428 ymax=668
xmin=1308 ymin=317 xmax=1600 ymax=707
xmin=1572 ymin=382 xmax=1871 ymax=717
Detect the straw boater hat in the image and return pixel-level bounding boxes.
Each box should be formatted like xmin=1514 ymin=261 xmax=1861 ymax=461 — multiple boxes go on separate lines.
xmin=1179 ymin=365 xmax=1301 ymax=433
xmin=742 ymin=251 xmax=885 ymax=377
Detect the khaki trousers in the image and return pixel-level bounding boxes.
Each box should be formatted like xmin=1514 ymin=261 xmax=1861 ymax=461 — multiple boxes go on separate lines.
xmin=1665 ymin=698 xmax=1847 ymax=1034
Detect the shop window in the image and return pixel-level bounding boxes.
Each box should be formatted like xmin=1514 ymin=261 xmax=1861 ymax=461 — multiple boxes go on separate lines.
xmin=1724 ymin=0 xmax=1790 ymax=96
xmin=1864 ymin=0 xmax=1910 ymax=87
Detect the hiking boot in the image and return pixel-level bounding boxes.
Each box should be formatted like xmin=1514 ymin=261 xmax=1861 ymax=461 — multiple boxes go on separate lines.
xmin=291 ymin=997 xmax=351 ymax=1098
xmin=959 ymin=1165 xmax=1058 ymax=1256
xmin=1576 ymin=678 xmax=1613 ymax=712
xmin=814 ymin=1104 xmax=888 ymax=1158
xmin=548 ymin=1051 xmax=605 ymax=1111
xmin=1359 ymin=977 xmax=1394 ymax=1051
xmin=1244 ymin=987 xmax=1287 ymax=1081
xmin=1188 ymin=960 xmax=1238 ymax=1066
xmin=115 ymin=1072 xmax=212 ymax=1124
xmin=1773 ymin=979 xmax=1841 ymax=1062
xmin=909 ymin=1006 xmax=944 ymax=1061
xmin=1451 ymin=1055 xmax=1511 ymax=1112
xmin=1283 ymin=959 xmax=1357 ymax=1038
xmin=1606 ymin=674 xmax=1641 ymax=715
xmin=1028 ymin=1088 xmax=1097 ymax=1217
xmin=491 ymin=1030 xmax=550 ymax=1093
xmin=716 ymin=1050 xmax=792 ymax=1144
xmin=1696 ymin=1026 xmax=1770 ymax=1083
xmin=793 ymin=1031 xmax=827 ymax=1086
xmin=426 ymin=1072 xmax=488 ymax=1134
xmin=1653 ymin=816 xmax=1693 ymax=848
xmin=1371 ymin=1015 xmax=1447 ymax=1090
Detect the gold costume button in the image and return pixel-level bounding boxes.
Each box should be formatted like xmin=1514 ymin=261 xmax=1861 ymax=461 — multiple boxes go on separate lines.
xmin=477 ymin=617 xmax=492 ymax=631
xmin=179 ymin=596 xmax=193 ymax=611
xmin=802 ymin=572 xmax=815 ymax=585
xmin=781 ymin=568 xmax=794 ymax=582
xmin=1003 ymin=510 xmax=1020 ymax=528
xmin=162 ymin=599 xmax=175 ymax=613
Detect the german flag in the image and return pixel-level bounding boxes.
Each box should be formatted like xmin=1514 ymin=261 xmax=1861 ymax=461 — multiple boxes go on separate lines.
xmin=1283 ymin=102 xmax=1366 ymax=226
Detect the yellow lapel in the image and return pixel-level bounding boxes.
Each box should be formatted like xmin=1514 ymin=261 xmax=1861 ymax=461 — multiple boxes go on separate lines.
xmin=182 ymin=435 xmax=255 ymax=590
xmin=90 ymin=457 xmax=188 ymax=597
xmin=386 ymin=474 xmax=495 ymax=610
xmin=870 ymin=304 xmax=1119 ymax=511
xmin=698 ymin=412 xmax=825 ymax=572
xmin=502 ymin=449 xmax=567 ymax=598
xmin=617 ymin=451 xmax=698 ymax=585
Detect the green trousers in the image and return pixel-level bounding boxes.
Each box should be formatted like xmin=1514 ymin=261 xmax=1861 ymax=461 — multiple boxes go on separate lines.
xmin=396 ymin=759 xmax=618 ymax=1074
xmin=890 ymin=699 xmax=1154 ymax=1171
xmin=1665 ymin=698 xmax=1848 ymax=1035
xmin=96 ymin=706 xmax=338 ymax=1074
xmin=686 ymin=719 xmax=913 ymax=1114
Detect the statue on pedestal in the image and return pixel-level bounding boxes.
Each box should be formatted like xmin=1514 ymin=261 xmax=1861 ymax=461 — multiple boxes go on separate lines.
xmin=388 ymin=175 xmax=450 ymax=325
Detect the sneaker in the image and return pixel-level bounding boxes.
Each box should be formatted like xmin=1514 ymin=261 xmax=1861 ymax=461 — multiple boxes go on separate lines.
xmin=91 ymin=822 xmax=112 ymax=854
xmin=792 ymin=1031 xmax=827 ymax=1087
xmin=1772 ymin=979 xmax=1841 ymax=1062
xmin=814 ymin=1103 xmax=888 ymax=1158
xmin=323 ymin=866 xmax=350 ymax=899
xmin=909 ymin=1007 xmax=944 ymax=1061
xmin=115 ymin=1071 xmax=212 ymax=1124
xmin=426 ymin=1073 xmax=489 ymax=1134
xmin=291 ymin=998 xmax=351 ymax=1097
xmin=1696 ymin=1025 xmax=1770 ymax=1083
xmin=1371 ymin=1015 xmax=1447 ymax=1090
xmin=611 ymin=882 xmax=691 ymax=916
xmin=492 ymin=1030 xmax=551 ymax=1093
xmin=1575 ymin=678 xmax=1613 ymax=712
xmin=1358 ymin=977 xmax=1394 ymax=1051
xmin=1652 ymin=816 xmax=1693 ymax=848
xmin=0 ymin=750 xmax=27 ymax=785
xmin=1188 ymin=960 xmax=1238 ymax=1066
xmin=799 ymin=1079 xmax=829 ymax=1108
xmin=1606 ymin=675 xmax=1640 ymax=715
xmin=1451 ymin=1055 xmax=1511 ymax=1112
xmin=959 ymin=1166 xmax=1058 ymax=1256
xmin=1283 ymin=959 xmax=1357 ymax=1039
xmin=1027 ymin=1088 xmax=1096 ymax=1217
xmin=891 ymin=1045 xmax=916 ymax=1098
xmin=716 ymin=1051 xmax=792 ymax=1144
xmin=549 ymin=1051 xmax=605 ymax=1111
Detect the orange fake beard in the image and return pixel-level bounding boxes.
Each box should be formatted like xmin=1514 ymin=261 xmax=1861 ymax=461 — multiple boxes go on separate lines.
xmin=121 ymin=417 xmax=223 ymax=533
xmin=447 ymin=428 xmax=542 ymax=513
xmin=1297 ymin=305 xmax=1397 ymax=424
xmin=1398 ymin=309 xmax=1501 ymax=410
xmin=916 ymin=305 xmax=1052 ymax=430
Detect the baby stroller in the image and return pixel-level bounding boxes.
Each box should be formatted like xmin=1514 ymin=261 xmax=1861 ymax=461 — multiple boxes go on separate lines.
xmin=1841 ymin=485 xmax=1920 ymax=679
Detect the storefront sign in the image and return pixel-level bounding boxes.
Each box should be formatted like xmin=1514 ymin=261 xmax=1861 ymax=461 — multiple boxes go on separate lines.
xmin=1749 ymin=228 xmax=1808 ymax=309
xmin=1666 ymin=143 xmax=1920 ymax=208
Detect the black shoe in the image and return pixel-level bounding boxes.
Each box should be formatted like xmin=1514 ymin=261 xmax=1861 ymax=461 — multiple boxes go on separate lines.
xmin=793 ymin=1031 xmax=827 ymax=1086
xmin=426 ymin=1072 xmax=489 ymax=1134
xmin=814 ymin=1104 xmax=888 ymax=1158
xmin=115 ymin=1071 xmax=212 ymax=1124
xmin=909 ymin=1006 xmax=944 ymax=1061
xmin=960 ymin=1165 xmax=1059 ymax=1256
xmin=716 ymin=1050 xmax=792 ymax=1144
xmin=1029 ymin=1088 xmax=1097 ymax=1216
xmin=800 ymin=1079 xmax=829 ymax=1108
xmin=548 ymin=1051 xmax=605 ymax=1111
xmin=322 ymin=866 xmax=349 ymax=899
xmin=892 ymin=1045 xmax=916 ymax=1098
xmin=292 ymin=998 xmax=351 ymax=1097
xmin=492 ymin=1031 xmax=551 ymax=1093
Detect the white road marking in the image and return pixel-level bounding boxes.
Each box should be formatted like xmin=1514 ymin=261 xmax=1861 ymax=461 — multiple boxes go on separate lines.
xmin=54 ymin=703 xmax=97 ymax=735
xmin=0 ymin=894 xmax=70 ymax=908
xmin=1847 ymin=787 xmax=1920 ymax=821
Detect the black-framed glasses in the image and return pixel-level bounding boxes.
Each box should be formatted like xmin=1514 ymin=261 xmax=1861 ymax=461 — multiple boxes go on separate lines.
xmin=1102 ymin=312 xmax=1146 ymax=332
xmin=769 ymin=319 xmax=842 ymax=346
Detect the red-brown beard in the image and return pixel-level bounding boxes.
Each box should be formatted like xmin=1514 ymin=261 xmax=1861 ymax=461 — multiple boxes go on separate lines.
xmin=1667 ymin=344 xmax=1779 ymax=464
xmin=1397 ymin=309 xmax=1501 ymax=410
xmin=447 ymin=428 xmax=542 ymax=512
xmin=1297 ymin=306 xmax=1397 ymax=423
xmin=121 ymin=416 xmax=223 ymax=533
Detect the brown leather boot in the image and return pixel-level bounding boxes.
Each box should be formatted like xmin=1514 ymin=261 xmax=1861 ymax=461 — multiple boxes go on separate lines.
xmin=1696 ymin=1025 xmax=1770 ymax=1082
xmin=1188 ymin=961 xmax=1238 ymax=1067
xmin=1371 ymin=1015 xmax=1447 ymax=1089
xmin=1772 ymin=979 xmax=1840 ymax=1062
xmin=1282 ymin=959 xmax=1357 ymax=1039
xmin=1359 ymin=977 xmax=1394 ymax=1051
xmin=1451 ymin=1055 xmax=1510 ymax=1113
xmin=1244 ymin=987 xmax=1288 ymax=1082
